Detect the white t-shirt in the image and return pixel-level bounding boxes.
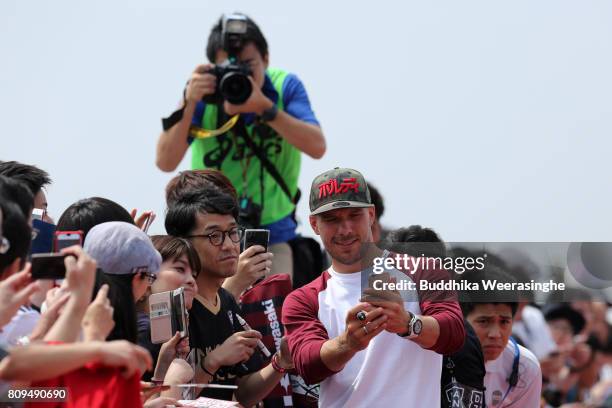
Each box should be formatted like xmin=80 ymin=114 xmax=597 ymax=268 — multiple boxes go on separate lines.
xmin=0 ymin=306 xmax=39 ymax=346
xmin=513 ymin=305 xmax=557 ymax=359
xmin=484 ymin=340 xmax=542 ymax=407
xmin=316 ymin=268 xmax=443 ymax=407
xmin=283 ymin=256 xmax=466 ymax=408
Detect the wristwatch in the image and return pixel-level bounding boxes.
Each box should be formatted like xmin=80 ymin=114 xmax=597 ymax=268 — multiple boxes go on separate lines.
xmin=398 ymin=311 xmax=423 ymax=339
xmin=260 ymin=104 xmax=278 ymax=122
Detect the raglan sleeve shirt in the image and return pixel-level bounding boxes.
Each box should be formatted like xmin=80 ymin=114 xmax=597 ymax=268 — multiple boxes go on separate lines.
xmin=281 ymin=273 xmax=338 ymax=385
xmin=410 ymin=261 xmax=466 ymax=354
xmin=282 ymin=268 xmax=465 ymax=385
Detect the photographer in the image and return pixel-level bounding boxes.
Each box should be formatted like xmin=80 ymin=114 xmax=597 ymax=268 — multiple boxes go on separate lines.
xmin=156 ymin=13 xmax=325 ymax=278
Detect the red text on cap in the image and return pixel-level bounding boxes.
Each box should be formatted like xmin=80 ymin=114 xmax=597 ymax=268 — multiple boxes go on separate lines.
xmin=318 ymin=177 xmax=360 ymax=199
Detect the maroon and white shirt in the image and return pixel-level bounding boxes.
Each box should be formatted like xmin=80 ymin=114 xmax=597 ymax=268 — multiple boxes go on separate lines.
xmin=282 ymin=262 xmax=465 ymax=407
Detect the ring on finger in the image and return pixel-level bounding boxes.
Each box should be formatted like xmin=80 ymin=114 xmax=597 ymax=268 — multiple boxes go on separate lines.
xmin=362 ymin=325 xmax=369 ymax=335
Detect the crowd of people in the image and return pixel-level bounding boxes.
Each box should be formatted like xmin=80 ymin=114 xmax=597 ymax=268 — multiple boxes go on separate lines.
xmin=2 ymin=11 xmax=612 ymax=408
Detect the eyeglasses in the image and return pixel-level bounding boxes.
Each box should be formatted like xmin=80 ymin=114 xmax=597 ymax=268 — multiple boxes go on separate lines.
xmin=140 ymin=272 xmax=157 ymax=285
xmin=187 ymin=227 xmax=243 ymax=247
xmin=0 ymin=236 xmax=9 ymax=254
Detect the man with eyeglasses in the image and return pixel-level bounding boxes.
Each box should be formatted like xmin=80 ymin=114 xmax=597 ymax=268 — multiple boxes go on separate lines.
xmin=165 ymin=169 xmax=274 ymax=302
xmin=165 ymin=177 xmax=294 ymax=406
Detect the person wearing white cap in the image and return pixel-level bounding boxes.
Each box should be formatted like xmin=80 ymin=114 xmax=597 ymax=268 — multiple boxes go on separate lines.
xmin=85 ymin=221 xmax=162 ymax=343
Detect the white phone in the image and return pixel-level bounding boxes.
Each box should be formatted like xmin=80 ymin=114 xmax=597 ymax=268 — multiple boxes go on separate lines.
xmin=149 ymin=288 xmax=188 ymax=344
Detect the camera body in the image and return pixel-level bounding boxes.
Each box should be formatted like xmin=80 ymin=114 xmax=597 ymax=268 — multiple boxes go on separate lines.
xmin=203 ymin=14 xmax=253 ymax=105
xmin=202 ymin=60 xmax=253 ymax=105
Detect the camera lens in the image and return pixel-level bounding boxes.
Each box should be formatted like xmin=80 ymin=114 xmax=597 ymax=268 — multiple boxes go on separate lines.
xmin=219 ymin=72 xmax=252 ymax=105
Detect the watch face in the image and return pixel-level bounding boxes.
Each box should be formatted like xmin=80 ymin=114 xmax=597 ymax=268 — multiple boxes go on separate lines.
xmin=413 ymin=319 xmax=423 ymax=335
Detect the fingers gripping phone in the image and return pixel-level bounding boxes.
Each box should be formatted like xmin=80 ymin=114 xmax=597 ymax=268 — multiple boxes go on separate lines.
xmin=243 ymin=229 xmax=270 ymax=285
xmin=30 ymin=231 xmax=83 ymax=281
xmin=31 ymin=253 xmax=68 ymax=280
xmin=149 ymin=288 xmax=188 ymax=344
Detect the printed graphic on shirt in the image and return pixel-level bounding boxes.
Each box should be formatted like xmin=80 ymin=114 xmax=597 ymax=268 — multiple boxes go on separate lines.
xmin=491 ymin=390 xmax=503 ymax=406
xmin=202 ymin=129 xmax=282 ymax=170
xmin=443 ymin=381 xmax=484 ymax=408
xmin=189 ymin=288 xmax=263 ymax=400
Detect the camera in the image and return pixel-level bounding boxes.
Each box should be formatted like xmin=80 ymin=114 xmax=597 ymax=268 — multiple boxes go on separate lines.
xmin=202 ymin=61 xmax=253 ymax=105
xmin=203 ymin=14 xmax=253 ymax=105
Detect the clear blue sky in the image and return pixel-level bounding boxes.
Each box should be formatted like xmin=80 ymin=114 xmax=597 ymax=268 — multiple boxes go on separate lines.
xmin=2 ymin=0 xmax=611 ymax=241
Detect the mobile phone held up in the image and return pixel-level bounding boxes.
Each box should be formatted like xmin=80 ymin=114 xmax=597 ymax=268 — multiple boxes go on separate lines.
xmin=30 ymin=219 xmax=56 ymax=255
xmin=149 ymin=288 xmax=188 ymax=344
xmin=54 ymin=230 xmax=83 ymax=252
xmin=31 ymin=253 xmax=68 ymax=280
xmin=243 ymin=229 xmax=270 ymax=253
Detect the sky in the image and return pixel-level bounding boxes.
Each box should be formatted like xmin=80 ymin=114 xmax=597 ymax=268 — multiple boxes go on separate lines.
xmin=2 ymin=0 xmax=612 ymax=242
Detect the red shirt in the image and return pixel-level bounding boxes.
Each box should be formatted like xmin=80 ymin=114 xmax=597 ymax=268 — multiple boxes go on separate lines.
xmin=25 ymin=364 xmax=142 ymax=408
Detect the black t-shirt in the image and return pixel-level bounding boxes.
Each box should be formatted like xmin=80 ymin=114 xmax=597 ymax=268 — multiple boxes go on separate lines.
xmin=189 ymin=288 xmax=263 ymax=400
xmin=441 ymin=321 xmax=486 ymax=407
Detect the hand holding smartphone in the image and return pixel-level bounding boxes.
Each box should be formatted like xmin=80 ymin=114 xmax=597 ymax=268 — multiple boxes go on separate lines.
xmin=242 ymin=229 xmax=271 ymax=286
xmin=31 ymin=253 xmax=69 ymax=280
xmin=30 ymin=231 xmax=84 ymax=280
xmin=149 ymin=288 xmax=188 ymax=344
xmin=243 ymin=229 xmax=270 ymax=253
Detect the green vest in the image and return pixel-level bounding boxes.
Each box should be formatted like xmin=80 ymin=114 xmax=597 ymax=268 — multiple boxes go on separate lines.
xmin=190 ymin=67 xmax=300 ymax=225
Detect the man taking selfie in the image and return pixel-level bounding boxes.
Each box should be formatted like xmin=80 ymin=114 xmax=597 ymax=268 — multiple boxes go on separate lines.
xmin=282 ymin=168 xmax=465 ymax=407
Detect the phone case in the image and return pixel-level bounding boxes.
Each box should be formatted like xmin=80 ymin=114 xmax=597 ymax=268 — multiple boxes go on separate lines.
xmin=172 ymin=288 xmax=188 ymax=338
xmin=149 ymin=291 xmax=173 ymax=344
xmin=149 ymin=288 xmax=188 ymax=344
xmin=54 ymin=230 xmax=83 ymax=252
xmin=30 ymin=220 xmax=56 ymax=255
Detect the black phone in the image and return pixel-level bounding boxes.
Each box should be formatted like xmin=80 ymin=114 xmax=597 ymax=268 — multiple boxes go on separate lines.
xmin=31 ymin=253 xmax=68 ymax=280
xmin=243 ymin=229 xmax=270 ymax=253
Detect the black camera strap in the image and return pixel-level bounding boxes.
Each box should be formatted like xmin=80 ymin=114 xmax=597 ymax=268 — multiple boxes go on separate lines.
xmin=161 ymin=84 xmax=188 ymax=131
xmin=232 ymin=118 xmax=296 ymax=204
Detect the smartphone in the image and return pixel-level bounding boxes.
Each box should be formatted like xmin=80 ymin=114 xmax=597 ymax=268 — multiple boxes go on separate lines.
xmin=141 ymin=213 xmax=155 ymax=234
xmin=149 ymin=288 xmax=188 ymax=344
xmin=30 ymin=219 xmax=56 ymax=255
xmin=31 ymin=253 xmax=68 ymax=280
xmin=243 ymin=229 xmax=270 ymax=253
xmin=32 ymin=208 xmax=44 ymax=221
xmin=172 ymin=288 xmax=187 ymax=337
xmin=54 ymin=230 xmax=83 ymax=252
